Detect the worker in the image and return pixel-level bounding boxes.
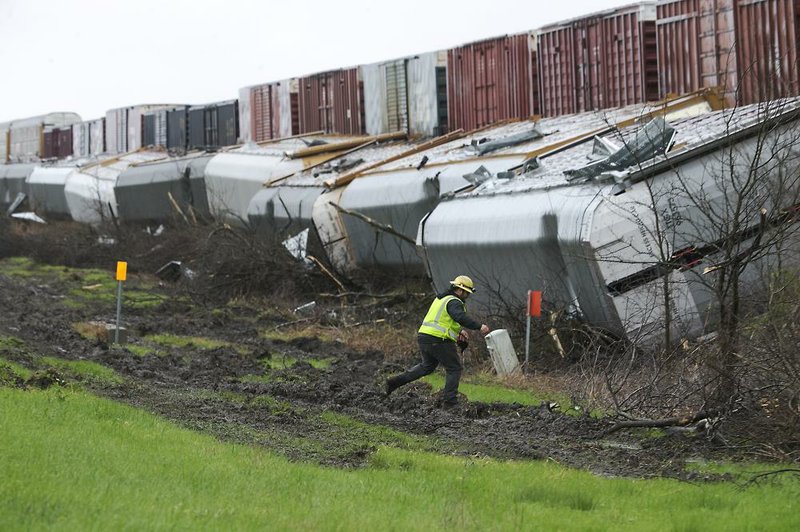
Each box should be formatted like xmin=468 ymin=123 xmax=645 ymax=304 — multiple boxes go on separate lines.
xmin=386 ymin=275 xmax=490 ymax=408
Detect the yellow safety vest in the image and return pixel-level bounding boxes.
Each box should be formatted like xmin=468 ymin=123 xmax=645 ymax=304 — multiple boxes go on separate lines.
xmin=418 ymin=295 xmax=463 ymax=341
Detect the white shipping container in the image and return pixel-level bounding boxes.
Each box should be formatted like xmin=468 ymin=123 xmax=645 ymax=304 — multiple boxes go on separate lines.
xmin=9 ymin=123 xmax=42 ymax=162
xmin=0 ymin=127 xmax=8 ymax=163
xmin=238 ymin=86 xmax=251 ymax=144
xmin=278 ymin=79 xmax=297 ymax=138
xmin=89 ymin=118 xmax=104 ymax=155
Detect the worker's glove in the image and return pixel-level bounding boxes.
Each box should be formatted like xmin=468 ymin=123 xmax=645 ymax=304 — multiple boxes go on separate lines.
xmin=456 ymin=331 xmax=469 ymax=351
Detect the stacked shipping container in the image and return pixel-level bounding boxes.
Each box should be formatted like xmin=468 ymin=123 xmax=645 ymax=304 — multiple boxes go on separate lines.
xmin=361 ymin=51 xmax=449 ymax=137
xmin=297 ymin=69 xmax=363 ymax=135
xmin=42 ymin=127 xmax=74 ymax=159
xmin=657 ymin=0 xmax=800 ymax=105
xmin=538 ymin=3 xmax=659 ymax=117
xmin=447 ymin=32 xmax=538 ymax=130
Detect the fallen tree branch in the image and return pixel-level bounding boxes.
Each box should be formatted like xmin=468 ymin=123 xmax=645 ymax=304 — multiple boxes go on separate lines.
xmin=602 ymin=409 xmax=719 ymax=436
xmin=329 ymin=202 xmax=415 ymax=244
xmin=745 ymin=469 xmax=800 ymax=485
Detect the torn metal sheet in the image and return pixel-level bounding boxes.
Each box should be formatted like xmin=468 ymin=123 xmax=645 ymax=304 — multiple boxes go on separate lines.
xmin=419 ymin=98 xmax=800 ymax=345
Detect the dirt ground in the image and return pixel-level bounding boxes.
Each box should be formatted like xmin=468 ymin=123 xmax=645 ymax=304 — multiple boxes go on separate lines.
xmin=0 ymin=251 xmax=743 ymax=481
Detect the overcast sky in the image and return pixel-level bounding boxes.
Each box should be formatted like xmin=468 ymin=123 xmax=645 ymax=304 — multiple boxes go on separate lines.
xmin=0 ymin=0 xmax=639 ymax=123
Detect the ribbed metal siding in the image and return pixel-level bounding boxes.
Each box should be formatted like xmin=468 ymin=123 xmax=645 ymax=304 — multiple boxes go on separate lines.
xmin=385 ymin=60 xmax=409 ymax=132
xmin=736 ymin=0 xmax=800 ymax=104
xmin=447 ymin=33 xmax=536 ymax=131
xmin=57 ymin=128 xmax=72 ymax=158
xmin=90 ymin=118 xmax=105 ymax=155
xmin=155 ymin=110 xmax=168 ymax=147
xmin=298 ymin=69 xmax=364 ymax=134
xmin=142 ymin=114 xmax=156 ymax=147
xmin=188 ymin=107 xmax=205 ymax=149
xmin=0 ymin=128 xmax=8 ymax=163
xmin=73 ymin=122 xmax=90 ymax=158
xmin=251 ymin=83 xmax=281 ymax=142
xmin=538 ymin=5 xmax=658 ymax=117
xmin=43 ymin=130 xmax=56 ymax=159
xmin=656 ymin=0 xmax=739 ymax=104
xmin=238 ymin=86 xmax=252 ymax=143
xmin=167 ymin=107 xmax=187 ymax=150
xmin=217 ymin=101 xmax=239 ymax=147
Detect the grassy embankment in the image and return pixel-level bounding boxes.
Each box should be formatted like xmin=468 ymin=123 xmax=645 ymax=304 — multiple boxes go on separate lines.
xmin=2 ymin=386 xmax=798 ymax=531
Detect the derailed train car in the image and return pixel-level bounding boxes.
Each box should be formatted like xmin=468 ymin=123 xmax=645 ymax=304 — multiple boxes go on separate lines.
xmin=204 ymin=133 xmax=395 ymax=224
xmin=417 ymin=98 xmax=800 ymax=344
xmin=64 ymin=151 xmax=170 ymax=224
xmin=317 ymin=90 xmax=720 ymax=276
xmin=114 ymin=152 xmax=213 ymax=224
xmin=0 ymin=163 xmax=36 ymax=210
xmin=247 ymin=132 xmax=411 ymax=260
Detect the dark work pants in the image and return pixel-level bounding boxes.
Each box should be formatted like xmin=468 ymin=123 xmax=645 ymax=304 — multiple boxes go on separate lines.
xmin=390 ymin=336 xmax=463 ymax=405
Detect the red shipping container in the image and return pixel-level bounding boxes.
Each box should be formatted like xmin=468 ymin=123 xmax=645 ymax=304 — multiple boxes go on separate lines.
xmin=297 ymin=69 xmax=363 ymax=135
xmin=447 ymin=33 xmax=537 ymax=131
xmin=735 ymin=0 xmax=800 ymax=104
xmin=657 ymin=0 xmax=739 ymax=105
xmin=250 ymin=83 xmax=281 ymax=142
xmin=539 ymin=4 xmax=659 ymax=117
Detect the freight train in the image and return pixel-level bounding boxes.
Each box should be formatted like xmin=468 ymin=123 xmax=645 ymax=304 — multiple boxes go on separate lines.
xmin=3 ymin=0 xmax=800 ymax=346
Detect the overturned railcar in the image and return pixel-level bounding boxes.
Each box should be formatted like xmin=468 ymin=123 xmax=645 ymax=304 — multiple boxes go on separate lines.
xmin=204 ymin=134 xmax=372 ymax=224
xmin=247 ymin=134 xmax=411 ymax=260
xmin=0 ymin=163 xmax=36 ymax=210
xmin=321 ymin=91 xmax=719 ymax=276
xmin=418 ymin=98 xmax=800 ymax=344
xmin=114 ymin=152 xmax=212 ymax=224
xmin=28 ymin=164 xmax=82 ymax=219
xmin=64 ymin=151 xmax=170 ymax=225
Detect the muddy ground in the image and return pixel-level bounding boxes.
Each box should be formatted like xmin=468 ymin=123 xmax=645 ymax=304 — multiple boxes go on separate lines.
xmin=0 ymin=258 xmax=737 ymax=480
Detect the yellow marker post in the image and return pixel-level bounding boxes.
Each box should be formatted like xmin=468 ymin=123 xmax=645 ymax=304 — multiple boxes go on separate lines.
xmin=114 ymin=261 xmax=127 ymax=344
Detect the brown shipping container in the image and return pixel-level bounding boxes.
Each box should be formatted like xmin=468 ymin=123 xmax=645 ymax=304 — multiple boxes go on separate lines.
xmin=250 ymin=83 xmax=282 ymax=142
xmin=57 ymin=127 xmax=73 ymax=159
xmin=539 ymin=4 xmax=659 ymax=117
xmin=657 ymin=0 xmax=739 ymax=104
xmin=297 ymin=69 xmax=363 ymax=135
xmin=447 ymin=33 xmax=537 ymax=131
xmin=735 ymin=0 xmax=800 ymax=104
xmin=43 ymin=130 xmax=57 ymax=159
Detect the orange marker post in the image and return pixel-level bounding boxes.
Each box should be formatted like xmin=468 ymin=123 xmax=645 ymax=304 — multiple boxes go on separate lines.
xmin=525 ymin=290 xmax=542 ymax=371
xmin=114 ymin=261 xmax=127 ymax=344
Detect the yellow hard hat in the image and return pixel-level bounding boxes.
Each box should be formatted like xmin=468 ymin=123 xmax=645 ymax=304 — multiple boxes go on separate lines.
xmin=449 ymin=275 xmax=475 ymax=293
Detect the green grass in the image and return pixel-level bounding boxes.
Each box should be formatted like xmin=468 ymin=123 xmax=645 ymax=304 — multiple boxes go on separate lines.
xmin=1 ymin=387 xmax=798 ymax=531
xmin=0 ymin=357 xmax=32 ymax=384
xmin=40 ymin=357 xmax=124 ymax=386
xmin=422 ymin=372 xmax=546 ymax=406
xmin=145 ymin=334 xmax=250 ymax=355
xmin=261 ymin=354 xmax=331 ymax=370
xmin=0 ymin=257 xmax=166 ymax=310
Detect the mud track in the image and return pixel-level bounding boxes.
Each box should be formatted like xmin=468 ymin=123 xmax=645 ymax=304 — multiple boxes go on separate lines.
xmin=0 ymin=272 xmax=730 ymax=479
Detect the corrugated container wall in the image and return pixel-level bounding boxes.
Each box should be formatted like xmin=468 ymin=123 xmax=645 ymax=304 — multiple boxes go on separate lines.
xmin=538 ymin=3 xmax=659 ymax=117
xmin=0 ymin=127 xmax=8 ymax=163
xmin=57 ymin=128 xmax=72 ymax=158
xmin=735 ymin=0 xmax=800 ymax=104
xmin=250 ymin=82 xmax=281 ymax=142
xmin=43 ymin=130 xmax=56 ymax=159
xmin=298 ymin=69 xmax=364 ymax=135
xmin=167 ymin=107 xmax=188 ymax=151
xmin=89 ymin=118 xmax=105 ymax=155
xmin=362 ymin=51 xmax=448 ymax=137
xmin=238 ymin=86 xmax=251 ymax=143
xmin=142 ymin=114 xmax=156 ymax=147
xmin=217 ymin=101 xmax=239 ymax=147
xmin=657 ymin=0 xmax=739 ymax=104
xmin=105 ymin=108 xmax=127 ymax=154
xmin=278 ymin=79 xmax=299 ymax=138
xmin=447 ymin=33 xmax=538 ymax=131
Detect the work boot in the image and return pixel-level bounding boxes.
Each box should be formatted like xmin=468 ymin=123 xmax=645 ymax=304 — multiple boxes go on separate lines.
xmin=385 ymin=378 xmax=400 ymax=396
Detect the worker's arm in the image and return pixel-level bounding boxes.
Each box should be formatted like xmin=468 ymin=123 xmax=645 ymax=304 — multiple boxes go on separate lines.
xmin=446 ymin=299 xmax=483 ymax=330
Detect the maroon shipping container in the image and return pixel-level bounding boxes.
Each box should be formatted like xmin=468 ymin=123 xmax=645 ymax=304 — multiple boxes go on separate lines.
xmin=447 ymin=33 xmax=537 ymax=131
xmin=57 ymin=127 xmax=73 ymax=159
xmin=657 ymin=0 xmax=739 ymax=104
xmin=250 ymin=83 xmax=281 ymax=142
xmin=297 ymin=69 xmax=363 ymax=135
xmin=43 ymin=130 xmax=57 ymax=159
xmin=539 ymin=4 xmax=659 ymax=117
xmin=735 ymin=0 xmax=800 ymax=104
